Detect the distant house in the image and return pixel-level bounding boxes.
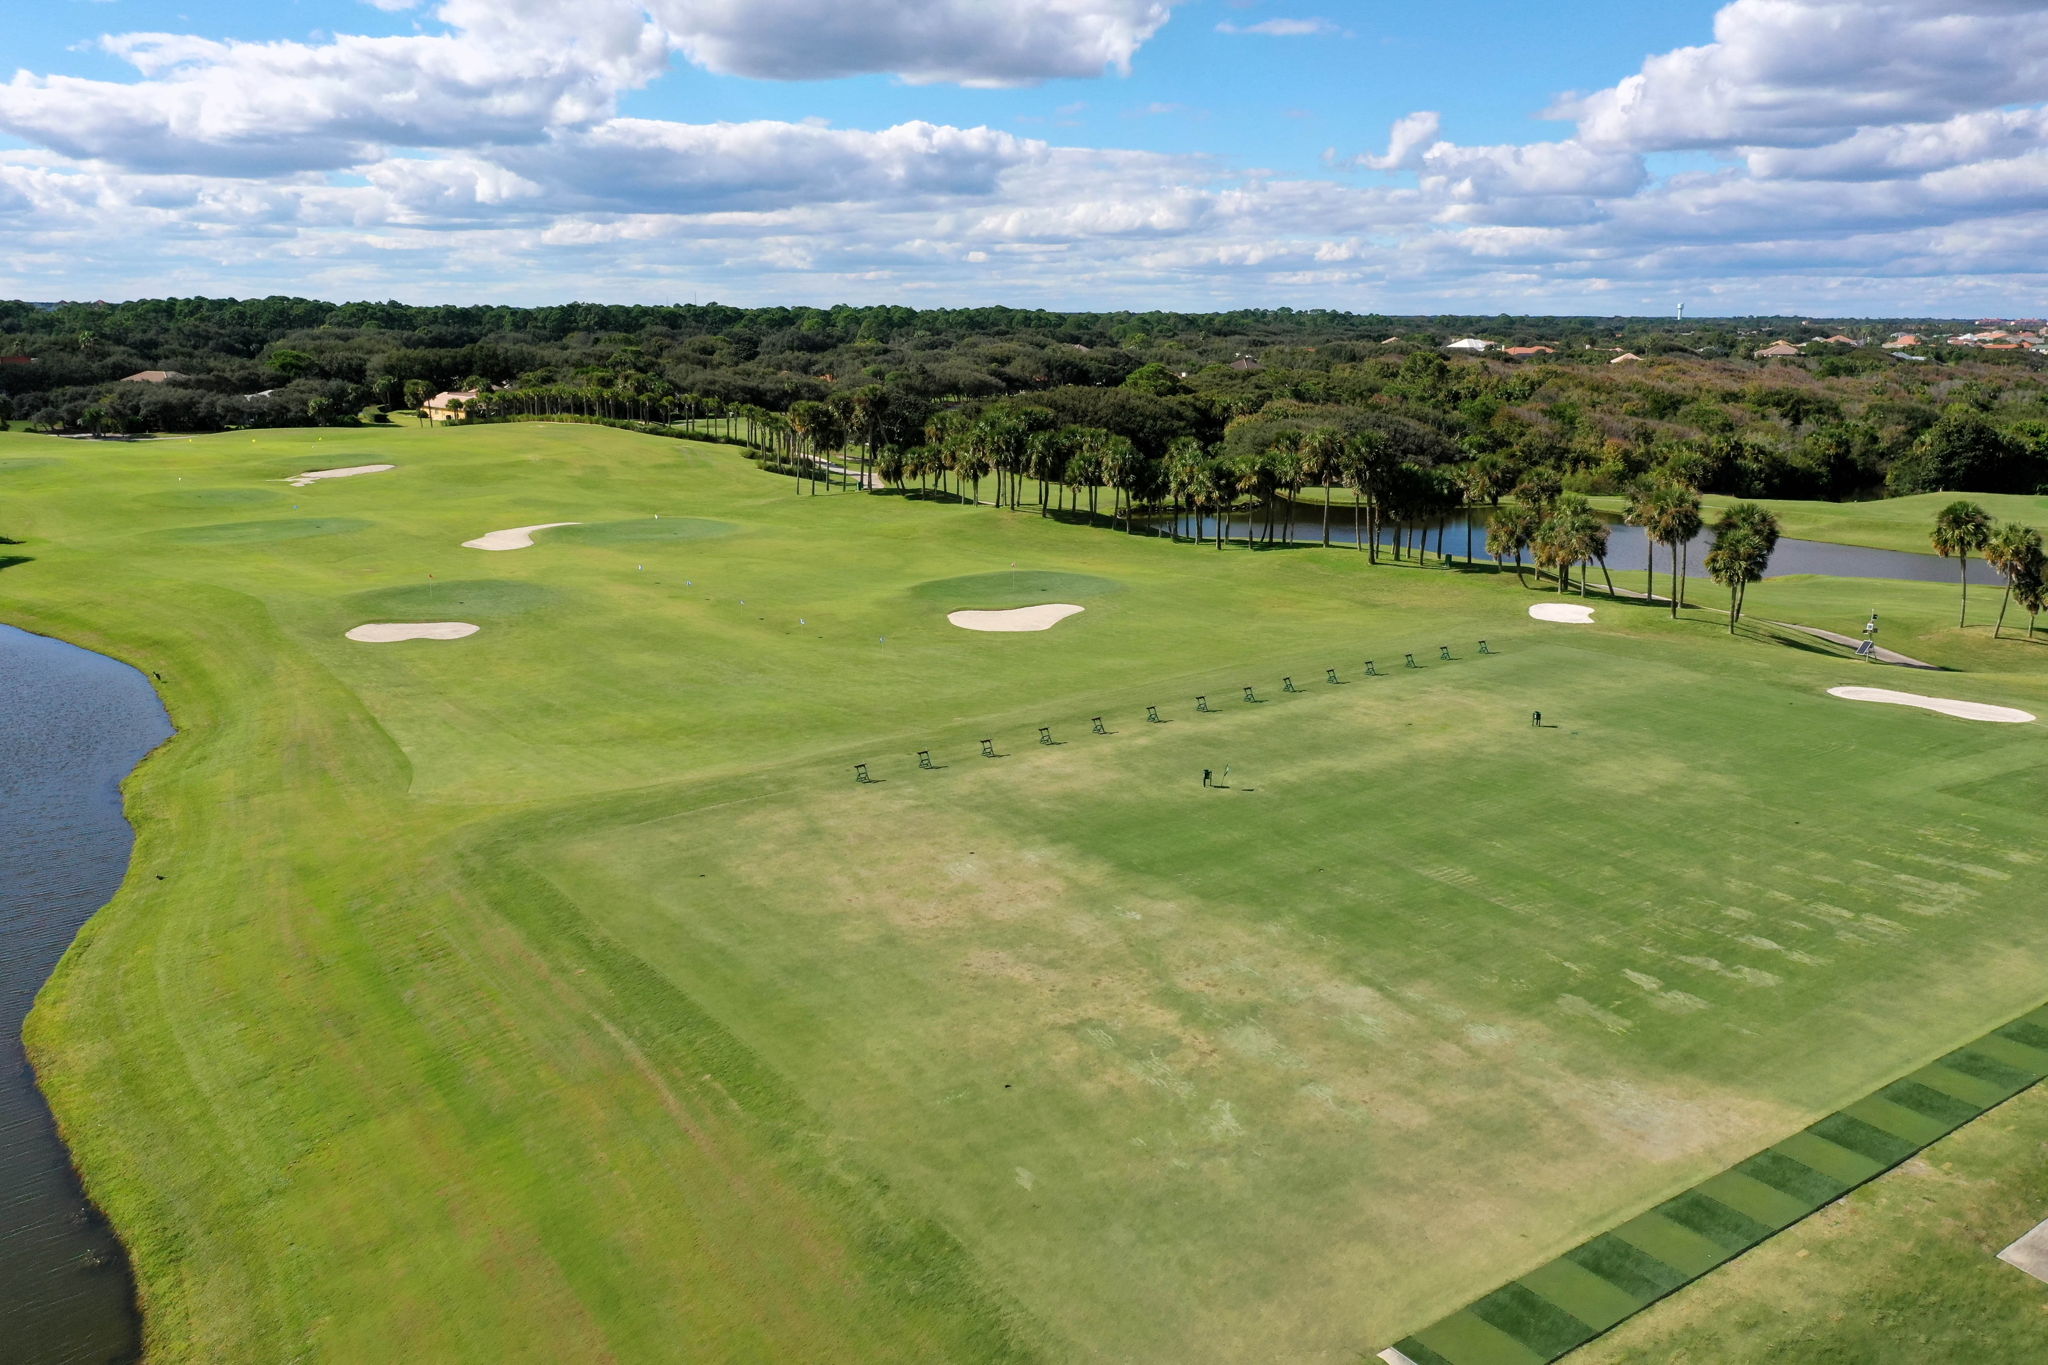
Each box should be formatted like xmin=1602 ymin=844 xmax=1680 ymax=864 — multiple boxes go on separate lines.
xmin=1504 ymin=345 xmax=1555 ymax=357
xmin=1883 ymin=334 xmax=1921 ymax=349
xmin=1228 ymin=356 xmax=1264 ymax=372
xmin=1609 ymin=353 xmax=1644 ymax=365
xmin=1813 ymin=334 xmax=1862 ymax=346
xmin=1379 ymin=336 xmax=1404 ymax=345
xmin=121 ymin=370 xmax=187 ymax=383
xmin=1443 ymin=338 xmax=1497 ymax=352
xmin=0 ymin=354 xmax=31 ymax=364
xmin=1753 ymin=342 xmax=1802 ymax=359
xmin=422 ymin=389 xmax=481 ymax=420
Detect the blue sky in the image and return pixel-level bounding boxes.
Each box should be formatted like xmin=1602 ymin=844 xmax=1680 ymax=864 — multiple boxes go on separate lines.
xmin=4 ymin=1 xmax=2047 ymax=313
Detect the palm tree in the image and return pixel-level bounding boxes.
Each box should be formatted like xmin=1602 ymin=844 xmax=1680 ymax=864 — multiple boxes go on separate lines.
xmin=1986 ymin=522 xmax=2045 ymax=639
xmin=1299 ymin=428 xmax=1343 ymax=547
xmin=1535 ymin=494 xmax=1605 ymax=595
xmin=1163 ymin=436 xmax=1206 ymax=540
xmin=1100 ymin=435 xmax=1143 ymax=531
xmin=1931 ymin=500 xmax=1993 ymax=627
xmin=2018 ymin=563 xmax=2048 ymax=641
xmin=1488 ymin=504 xmax=1538 ymax=587
xmin=1233 ymin=454 xmax=1276 ymax=549
xmin=1624 ymin=484 xmax=1662 ymax=603
xmin=1648 ymin=486 xmax=1704 ymax=616
xmin=1204 ymin=464 xmax=1236 ymax=548
xmin=1707 ymin=502 xmax=1780 ymax=632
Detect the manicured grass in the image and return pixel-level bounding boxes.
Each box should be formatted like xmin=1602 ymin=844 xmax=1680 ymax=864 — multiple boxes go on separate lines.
xmin=1574 ymin=1087 xmax=2048 ymax=1363
xmin=1592 ymin=491 xmax=2048 ymax=555
xmin=5 ymin=424 xmax=2048 ymax=1361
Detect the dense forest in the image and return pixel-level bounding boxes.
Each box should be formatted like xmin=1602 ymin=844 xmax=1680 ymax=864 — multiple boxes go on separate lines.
xmin=5 ymin=297 xmax=2048 ymax=509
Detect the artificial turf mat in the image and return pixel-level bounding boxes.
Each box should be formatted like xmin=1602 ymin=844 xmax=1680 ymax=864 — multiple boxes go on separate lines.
xmin=1385 ymin=1001 xmax=2048 ymax=1364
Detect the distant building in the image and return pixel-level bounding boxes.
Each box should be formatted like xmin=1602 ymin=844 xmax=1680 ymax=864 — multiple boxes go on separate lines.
xmin=1228 ymin=356 xmax=1264 ymax=372
xmin=422 ymin=389 xmax=481 ymax=420
xmin=1609 ymin=353 xmax=1644 ymax=365
xmin=1504 ymin=345 xmax=1555 ymax=357
xmin=1443 ymin=338 xmax=1497 ymax=352
xmin=1812 ymin=334 xmax=1862 ymax=346
xmin=1883 ymin=334 xmax=1921 ymax=349
xmin=0 ymin=354 xmax=32 ymax=365
xmin=120 ymin=370 xmax=187 ymax=383
xmin=1752 ymin=342 xmax=1802 ymax=359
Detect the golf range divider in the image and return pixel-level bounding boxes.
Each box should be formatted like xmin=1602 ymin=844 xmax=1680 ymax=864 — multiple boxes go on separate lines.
xmin=1379 ymin=996 xmax=2048 ymax=1365
xmin=852 ymin=640 xmax=1501 ymax=782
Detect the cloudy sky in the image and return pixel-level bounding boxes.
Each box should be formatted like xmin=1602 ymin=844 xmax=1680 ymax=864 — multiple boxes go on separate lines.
xmin=5 ymin=0 xmax=2048 ymax=314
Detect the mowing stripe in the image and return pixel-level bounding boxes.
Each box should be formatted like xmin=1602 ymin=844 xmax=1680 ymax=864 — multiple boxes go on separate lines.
xmin=1841 ymin=1095 xmax=1954 ymax=1147
xmin=1376 ymin=998 xmax=2048 ymax=1363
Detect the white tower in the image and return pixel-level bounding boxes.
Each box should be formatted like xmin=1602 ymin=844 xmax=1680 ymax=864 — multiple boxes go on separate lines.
xmin=1677 ymin=302 xmax=1686 ymax=323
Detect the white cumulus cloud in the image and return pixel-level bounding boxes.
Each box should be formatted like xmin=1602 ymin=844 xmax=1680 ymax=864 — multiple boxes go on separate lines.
xmin=654 ymin=0 xmax=1185 ymax=85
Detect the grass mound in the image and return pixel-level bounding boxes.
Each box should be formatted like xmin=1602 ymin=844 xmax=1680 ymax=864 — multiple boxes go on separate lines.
xmin=147 ymin=488 xmax=282 ymax=509
xmin=908 ymin=569 xmax=1124 ymax=610
xmin=555 ymin=517 xmax=737 ymax=546
xmin=343 ymin=578 xmax=566 ymax=621
xmin=161 ymin=517 xmax=373 ymax=545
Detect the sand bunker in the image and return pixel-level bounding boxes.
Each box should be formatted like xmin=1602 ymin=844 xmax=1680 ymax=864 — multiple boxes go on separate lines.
xmin=947 ymin=604 xmax=1086 ymax=633
xmin=462 ymin=522 xmax=581 ymax=551
xmin=345 ymin=622 xmax=480 ymax=643
xmin=1529 ymin=602 xmax=1596 ymax=624
xmin=287 ymin=464 xmax=394 ymax=487
xmin=1828 ymin=686 xmax=2035 ymax=724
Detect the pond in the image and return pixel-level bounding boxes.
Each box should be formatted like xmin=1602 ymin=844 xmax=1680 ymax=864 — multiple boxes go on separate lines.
xmin=0 ymin=623 xmax=170 ymax=1365
xmin=1161 ymin=504 xmax=2006 ymax=587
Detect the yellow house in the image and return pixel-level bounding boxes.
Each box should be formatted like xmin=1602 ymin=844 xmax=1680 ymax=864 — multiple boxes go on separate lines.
xmin=421 ymin=389 xmax=480 ymax=421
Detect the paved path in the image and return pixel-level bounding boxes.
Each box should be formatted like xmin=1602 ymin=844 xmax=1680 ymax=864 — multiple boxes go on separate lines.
xmin=1577 ymin=581 xmax=1942 ymax=670
xmin=1766 ymin=621 xmax=1939 ymax=670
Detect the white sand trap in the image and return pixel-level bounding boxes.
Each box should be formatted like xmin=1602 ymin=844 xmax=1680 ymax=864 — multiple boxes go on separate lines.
xmin=1377 ymin=1351 xmax=1423 ymax=1365
xmin=1529 ymin=602 xmax=1596 ymax=624
xmin=462 ymin=522 xmax=581 ymax=551
xmin=1828 ymin=686 xmax=2035 ymax=724
xmin=2000 ymin=1220 xmax=2048 ymax=1283
xmin=345 ymin=622 xmax=480 ymax=643
xmin=287 ymin=464 xmax=395 ymax=487
xmin=947 ymin=604 xmax=1086 ymax=633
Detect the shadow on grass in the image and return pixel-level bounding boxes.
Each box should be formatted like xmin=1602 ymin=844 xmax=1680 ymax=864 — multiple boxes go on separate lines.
xmin=0 ymin=554 xmax=33 ymax=573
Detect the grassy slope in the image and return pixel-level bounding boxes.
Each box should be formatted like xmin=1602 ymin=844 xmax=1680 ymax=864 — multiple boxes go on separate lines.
xmin=5 ymin=425 xmax=2048 ymax=1360
xmin=1591 ymin=491 xmax=2048 ymax=555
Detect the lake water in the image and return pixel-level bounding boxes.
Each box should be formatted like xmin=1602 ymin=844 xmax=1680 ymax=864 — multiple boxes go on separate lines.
xmin=0 ymin=623 xmax=170 ymax=1365
xmin=1162 ymin=504 xmax=2007 ymax=587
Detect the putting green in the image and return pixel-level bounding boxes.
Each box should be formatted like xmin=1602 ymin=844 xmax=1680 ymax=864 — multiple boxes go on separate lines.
xmin=5 ymin=421 xmax=2048 ymax=1364
xmin=909 ymin=569 xmax=1126 ymax=609
xmin=554 ymin=516 xmax=738 ymax=545
xmin=146 ymin=487 xmax=285 ymax=509
xmin=160 ymin=517 xmax=374 ymax=545
xmin=344 ymin=577 xmax=566 ymax=617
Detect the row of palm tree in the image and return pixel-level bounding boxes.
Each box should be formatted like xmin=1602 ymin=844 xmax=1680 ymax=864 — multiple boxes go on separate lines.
xmin=1484 ymin=494 xmax=1613 ymax=595
xmin=1934 ymin=501 xmax=2048 ymax=638
xmin=864 ymin=415 xmax=1477 ymax=557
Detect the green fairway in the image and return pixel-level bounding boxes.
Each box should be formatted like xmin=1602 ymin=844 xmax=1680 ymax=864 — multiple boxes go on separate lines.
xmin=6 ymin=423 xmax=2048 ymax=1361
xmin=1592 ymin=490 xmax=2048 ymax=556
